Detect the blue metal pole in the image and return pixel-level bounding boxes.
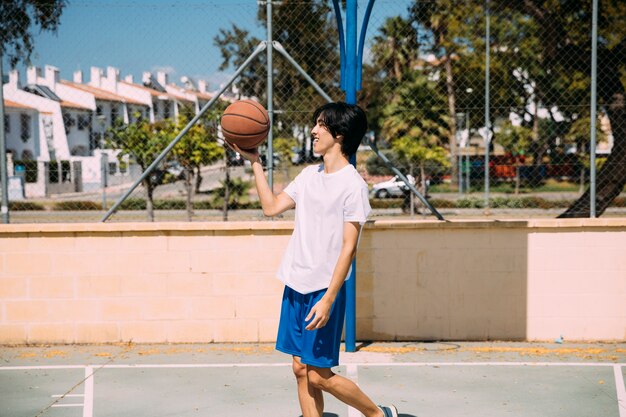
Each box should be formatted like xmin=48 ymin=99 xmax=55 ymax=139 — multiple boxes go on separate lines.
xmin=344 ymin=0 xmax=358 ymax=353
xmin=357 ymin=0 xmax=376 ymax=90
xmin=332 ymin=0 xmax=347 ymax=90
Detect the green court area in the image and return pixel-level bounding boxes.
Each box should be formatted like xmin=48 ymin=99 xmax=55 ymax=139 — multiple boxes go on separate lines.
xmin=1 ymin=342 xmax=624 ymax=417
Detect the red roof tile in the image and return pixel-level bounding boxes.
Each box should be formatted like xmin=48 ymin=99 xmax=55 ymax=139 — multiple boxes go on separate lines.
xmin=61 ymin=80 xmax=146 ymax=106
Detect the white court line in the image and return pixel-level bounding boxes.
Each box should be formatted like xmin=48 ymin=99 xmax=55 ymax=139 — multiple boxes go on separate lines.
xmin=346 ymin=364 xmax=361 ymax=417
xmin=83 ymin=366 xmax=94 ymax=417
xmin=355 ymin=361 xmax=626 ymax=367
xmin=615 ymin=365 xmax=626 ymax=417
xmin=52 ymin=394 xmax=84 ymax=398
xmin=1 ymin=361 xmax=624 ymax=371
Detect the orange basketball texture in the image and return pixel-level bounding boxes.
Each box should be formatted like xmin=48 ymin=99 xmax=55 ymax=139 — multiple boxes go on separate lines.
xmin=220 ymin=100 xmax=270 ymax=150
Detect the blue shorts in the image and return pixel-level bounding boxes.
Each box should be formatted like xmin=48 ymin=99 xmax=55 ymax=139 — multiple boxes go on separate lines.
xmin=275 ymin=284 xmax=346 ymax=368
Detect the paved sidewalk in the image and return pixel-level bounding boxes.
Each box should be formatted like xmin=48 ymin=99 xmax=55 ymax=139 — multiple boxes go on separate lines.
xmin=1 ymin=341 xmax=625 ymax=417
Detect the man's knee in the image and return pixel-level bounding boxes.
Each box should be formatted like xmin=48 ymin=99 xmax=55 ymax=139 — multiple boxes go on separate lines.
xmin=292 ymin=357 xmax=307 ymax=380
xmin=306 ymin=366 xmax=333 ymax=391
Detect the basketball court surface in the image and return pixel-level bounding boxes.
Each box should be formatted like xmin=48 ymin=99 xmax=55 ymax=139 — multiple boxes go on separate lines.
xmin=1 ymin=341 xmax=624 ymax=417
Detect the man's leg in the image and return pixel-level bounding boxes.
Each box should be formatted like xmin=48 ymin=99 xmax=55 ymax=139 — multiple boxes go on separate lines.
xmin=293 ymin=356 xmax=324 ymax=417
xmin=306 ymin=365 xmax=383 ymax=417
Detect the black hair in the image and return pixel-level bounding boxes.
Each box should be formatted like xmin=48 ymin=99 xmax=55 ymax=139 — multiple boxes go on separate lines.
xmin=312 ymin=102 xmax=367 ymax=156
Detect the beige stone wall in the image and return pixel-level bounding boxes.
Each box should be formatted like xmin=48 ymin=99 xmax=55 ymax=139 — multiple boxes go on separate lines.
xmin=0 ymin=219 xmax=624 ymax=344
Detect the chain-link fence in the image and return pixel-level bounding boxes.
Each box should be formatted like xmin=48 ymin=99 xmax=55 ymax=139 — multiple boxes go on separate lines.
xmin=1 ymin=0 xmax=624 ymax=223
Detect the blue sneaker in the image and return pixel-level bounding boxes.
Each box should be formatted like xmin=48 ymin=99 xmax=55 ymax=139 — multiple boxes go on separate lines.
xmin=378 ymin=405 xmax=399 ymax=417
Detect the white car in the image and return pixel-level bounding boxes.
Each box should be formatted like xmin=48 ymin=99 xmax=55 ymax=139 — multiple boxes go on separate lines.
xmin=370 ymin=175 xmax=415 ymax=198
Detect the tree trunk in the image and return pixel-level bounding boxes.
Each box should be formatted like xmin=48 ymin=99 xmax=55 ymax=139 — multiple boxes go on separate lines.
xmin=579 ymin=158 xmax=586 ymax=194
xmin=194 ymin=166 xmax=203 ymax=193
xmin=144 ymin=179 xmax=154 ymax=222
xmin=444 ymin=52 xmax=458 ymax=186
xmin=420 ymin=162 xmax=427 ymax=213
xmin=515 ymin=162 xmax=520 ymax=195
xmin=410 ymin=165 xmax=415 ymax=216
xmin=223 ymin=152 xmax=230 ymax=221
xmin=185 ymin=167 xmax=194 ymax=222
xmin=559 ymin=89 xmax=626 ymax=217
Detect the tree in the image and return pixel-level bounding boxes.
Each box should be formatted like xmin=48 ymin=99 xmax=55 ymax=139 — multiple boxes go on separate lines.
xmin=495 ymin=0 xmax=626 ymax=217
xmin=0 ymin=0 xmax=67 ymax=67
xmin=371 ymin=16 xmax=419 ymax=83
xmin=393 ymin=136 xmax=449 ymax=215
xmin=409 ymin=0 xmax=484 ymax=186
xmin=380 ymin=73 xmax=449 ymax=146
xmin=107 ymin=118 xmax=168 ymax=222
xmin=563 ymin=114 xmax=608 ymax=193
xmin=272 ymin=136 xmax=297 ymax=181
xmin=168 ymin=114 xmax=224 ymax=221
xmin=214 ymin=1 xmax=342 ymax=155
xmin=497 ymin=123 xmax=533 ymax=193
xmin=0 ymin=0 xmax=67 ymax=223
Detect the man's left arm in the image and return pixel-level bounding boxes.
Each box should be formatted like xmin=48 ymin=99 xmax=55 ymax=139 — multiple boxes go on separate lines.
xmin=305 ymin=221 xmax=361 ymax=330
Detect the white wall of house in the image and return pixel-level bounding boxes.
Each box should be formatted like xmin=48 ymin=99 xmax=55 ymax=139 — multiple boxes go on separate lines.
xmin=3 ymin=108 xmax=39 ymax=162
xmin=63 ymin=108 xmax=93 ymax=157
xmin=4 ymin=70 xmax=66 ymax=161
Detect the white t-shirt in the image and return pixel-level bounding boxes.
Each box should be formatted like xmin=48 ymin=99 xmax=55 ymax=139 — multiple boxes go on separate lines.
xmin=277 ymin=163 xmax=371 ymax=294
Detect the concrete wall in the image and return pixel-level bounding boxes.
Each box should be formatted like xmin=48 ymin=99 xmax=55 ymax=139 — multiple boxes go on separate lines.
xmin=0 ymin=219 xmax=624 ymax=344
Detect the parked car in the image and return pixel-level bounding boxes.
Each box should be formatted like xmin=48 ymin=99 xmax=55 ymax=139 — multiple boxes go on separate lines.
xmin=370 ymin=175 xmax=415 ymax=198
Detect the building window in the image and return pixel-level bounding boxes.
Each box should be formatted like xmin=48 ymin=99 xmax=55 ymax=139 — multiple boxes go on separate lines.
xmin=77 ymin=114 xmax=90 ymax=131
xmin=21 ymin=149 xmax=34 ymax=160
xmin=4 ymin=114 xmax=9 ymax=134
xmin=62 ymin=112 xmax=75 ymax=134
xmin=163 ymin=102 xmax=171 ymax=119
xmin=111 ymin=104 xmax=119 ymax=123
xmin=96 ymin=104 xmax=103 ymax=117
xmin=20 ymin=114 xmax=31 ymax=142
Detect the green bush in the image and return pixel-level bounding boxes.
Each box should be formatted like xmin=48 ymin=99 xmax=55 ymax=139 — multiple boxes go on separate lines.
xmin=193 ymin=200 xmax=216 ymax=210
xmin=428 ymin=199 xmax=456 ymax=209
xmin=154 ymin=199 xmax=186 ymax=210
xmin=456 ymin=198 xmax=484 ymax=208
xmin=118 ymin=198 xmax=146 ymax=210
xmin=53 ymin=200 xmax=102 ymax=211
xmin=369 ymin=198 xmax=403 ymax=209
xmin=9 ymin=201 xmax=45 ymax=211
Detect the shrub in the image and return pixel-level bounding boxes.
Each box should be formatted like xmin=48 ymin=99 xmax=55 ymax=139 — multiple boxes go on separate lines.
xmin=118 ymin=198 xmax=146 ymax=210
xmin=428 ymin=199 xmax=456 ymax=209
xmin=154 ymin=199 xmax=186 ymax=210
xmin=53 ymin=200 xmax=102 ymax=211
xmin=9 ymin=201 xmax=45 ymax=211
xmin=456 ymin=198 xmax=484 ymax=208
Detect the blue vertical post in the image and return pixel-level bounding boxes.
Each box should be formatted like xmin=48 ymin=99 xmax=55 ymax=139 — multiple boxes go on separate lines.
xmin=344 ymin=0 xmax=358 ymax=353
xmin=335 ymin=0 xmax=375 ymax=353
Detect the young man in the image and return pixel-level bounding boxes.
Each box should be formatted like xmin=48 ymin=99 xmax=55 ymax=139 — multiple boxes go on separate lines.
xmin=229 ymin=102 xmax=397 ymax=417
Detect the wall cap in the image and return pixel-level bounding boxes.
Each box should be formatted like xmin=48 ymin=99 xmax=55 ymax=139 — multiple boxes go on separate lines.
xmin=1 ymin=218 xmax=625 ymax=235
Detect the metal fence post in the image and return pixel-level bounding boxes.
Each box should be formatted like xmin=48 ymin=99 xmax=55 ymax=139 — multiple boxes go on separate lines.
xmin=0 ymin=47 xmax=10 ymax=224
xmin=590 ymin=0 xmax=598 ymax=218
xmin=266 ymin=0 xmax=274 ymax=193
xmin=484 ymin=0 xmax=491 ymax=210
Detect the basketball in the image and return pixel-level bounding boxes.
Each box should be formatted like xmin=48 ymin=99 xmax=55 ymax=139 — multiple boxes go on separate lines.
xmin=220 ymin=99 xmax=270 ymax=150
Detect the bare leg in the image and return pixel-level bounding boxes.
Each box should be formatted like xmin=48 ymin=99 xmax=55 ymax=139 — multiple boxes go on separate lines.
xmin=307 ymin=366 xmax=383 ymax=417
xmin=292 ymin=356 xmax=324 ymax=417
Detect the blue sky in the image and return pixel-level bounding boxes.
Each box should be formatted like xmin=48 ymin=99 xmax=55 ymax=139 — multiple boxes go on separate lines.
xmin=8 ymin=0 xmax=410 ymax=91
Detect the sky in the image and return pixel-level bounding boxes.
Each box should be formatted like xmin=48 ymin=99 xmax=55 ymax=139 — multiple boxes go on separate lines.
xmin=7 ymin=0 xmax=411 ymax=92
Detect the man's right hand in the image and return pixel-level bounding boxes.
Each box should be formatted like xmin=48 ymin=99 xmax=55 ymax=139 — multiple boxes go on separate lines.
xmin=226 ymin=141 xmax=260 ymax=164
